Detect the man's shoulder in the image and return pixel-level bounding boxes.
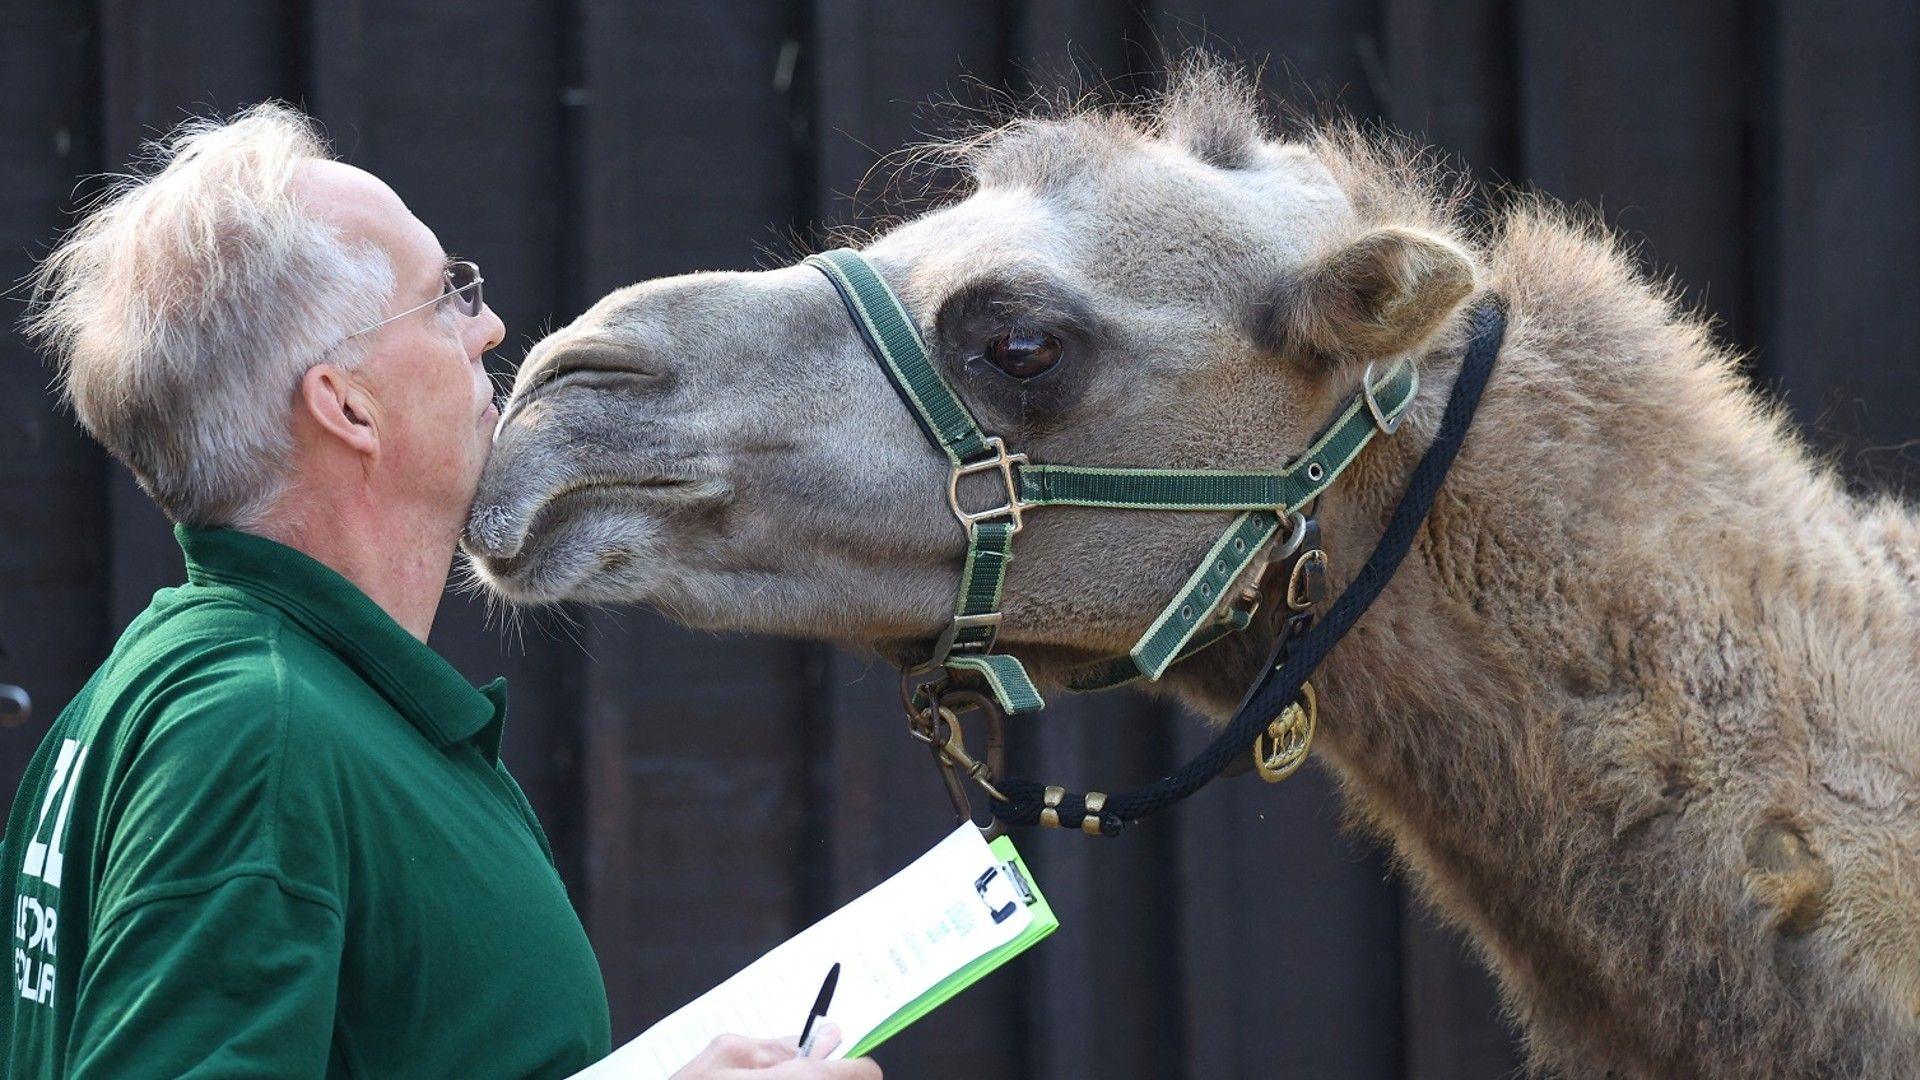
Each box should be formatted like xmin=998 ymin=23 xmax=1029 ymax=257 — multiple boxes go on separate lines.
xmin=76 ymin=583 xmax=401 ymax=841
xmin=85 ymin=588 xmax=441 ymax=890
xmin=104 ymin=583 xmax=376 ymax=743
xmin=77 ymin=593 xmax=366 ymax=921
xmin=80 ymin=591 xmax=281 ymax=749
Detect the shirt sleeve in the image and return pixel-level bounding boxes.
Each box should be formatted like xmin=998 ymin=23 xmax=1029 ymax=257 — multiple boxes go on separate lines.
xmin=67 ymin=872 xmax=343 ymax=1078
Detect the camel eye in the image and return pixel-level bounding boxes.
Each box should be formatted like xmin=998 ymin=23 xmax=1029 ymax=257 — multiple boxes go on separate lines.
xmin=984 ymin=331 xmax=1063 ymax=380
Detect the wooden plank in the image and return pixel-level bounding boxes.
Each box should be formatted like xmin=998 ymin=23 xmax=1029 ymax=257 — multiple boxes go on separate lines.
xmin=580 ymin=613 xmax=813 ymax=1037
xmin=1401 ymin=905 xmax=1523 ymax=1080
xmin=812 ymin=0 xmax=1009 ymax=228
xmin=1381 ymin=0 xmax=1518 ymax=184
xmin=1154 ymin=0 xmax=1383 ymax=119
xmin=306 ymin=1 xmax=565 ymax=375
xmin=1763 ymin=1 xmax=1920 ymax=491
xmin=1516 ymin=0 xmax=1750 ymax=344
xmin=0 ymin=0 xmax=109 ymax=791
xmin=20 ymin=6 xmax=1917 ymax=1080
xmin=576 ymin=1 xmax=805 ymax=291
xmin=1014 ymin=691 xmax=1188 ymax=1079
xmin=1380 ymin=5 xmax=1528 ymax=1075
xmin=989 ymin=20 xmax=1180 ymax=1080
xmin=809 ymin=3 xmax=1028 ymax=1074
xmin=1172 ymin=729 xmax=1404 ymax=1079
xmin=94 ymin=0 xmax=302 ymax=630
xmin=1114 ymin=11 xmax=1413 ymax=1078
xmin=1385 ymin=5 xmax=1750 ymax=1074
xmin=302 ymin=0 xmax=591 ymax=894
xmin=96 ymin=0 xmax=297 ymax=136
xmin=1011 ymin=0 xmax=1151 ymax=96
xmin=567 ymin=0 xmax=816 ymax=1039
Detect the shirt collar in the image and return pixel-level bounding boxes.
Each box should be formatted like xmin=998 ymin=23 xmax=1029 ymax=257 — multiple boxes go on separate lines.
xmin=176 ymin=525 xmax=507 ymax=763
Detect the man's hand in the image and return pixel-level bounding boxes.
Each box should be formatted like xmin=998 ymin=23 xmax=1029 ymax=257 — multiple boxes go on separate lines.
xmin=669 ymin=1024 xmax=881 ymax=1078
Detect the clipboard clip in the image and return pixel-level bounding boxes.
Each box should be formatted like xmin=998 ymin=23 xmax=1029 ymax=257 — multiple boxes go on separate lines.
xmin=903 ymin=675 xmax=1008 ymax=838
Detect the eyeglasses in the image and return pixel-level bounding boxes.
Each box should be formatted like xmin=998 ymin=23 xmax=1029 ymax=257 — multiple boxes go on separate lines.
xmin=341 ymin=259 xmax=485 ymax=342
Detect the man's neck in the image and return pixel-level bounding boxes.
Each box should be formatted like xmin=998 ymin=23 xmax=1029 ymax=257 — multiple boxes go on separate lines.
xmin=253 ymin=492 xmax=456 ymax=643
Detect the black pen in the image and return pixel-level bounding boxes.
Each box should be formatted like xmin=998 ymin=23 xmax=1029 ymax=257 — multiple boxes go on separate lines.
xmin=796 ymin=962 xmax=840 ymax=1058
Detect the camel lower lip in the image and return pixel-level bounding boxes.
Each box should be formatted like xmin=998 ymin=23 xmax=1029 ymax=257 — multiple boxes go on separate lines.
xmin=469 ymin=476 xmax=700 ymax=566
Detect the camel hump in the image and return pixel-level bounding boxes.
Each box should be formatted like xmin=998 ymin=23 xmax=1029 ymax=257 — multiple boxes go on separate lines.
xmin=1743 ymin=817 xmax=1833 ymax=936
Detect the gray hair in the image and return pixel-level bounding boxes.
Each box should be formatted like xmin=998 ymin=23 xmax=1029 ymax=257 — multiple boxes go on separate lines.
xmin=22 ymin=101 xmax=394 ymax=528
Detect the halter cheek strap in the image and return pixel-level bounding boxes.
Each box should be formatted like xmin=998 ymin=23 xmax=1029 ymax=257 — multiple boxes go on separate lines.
xmin=804 ymin=247 xmax=1420 ymax=714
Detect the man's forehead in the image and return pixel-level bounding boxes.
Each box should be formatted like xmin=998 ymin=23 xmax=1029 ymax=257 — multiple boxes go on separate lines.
xmin=293 ymin=159 xmax=443 ymax=277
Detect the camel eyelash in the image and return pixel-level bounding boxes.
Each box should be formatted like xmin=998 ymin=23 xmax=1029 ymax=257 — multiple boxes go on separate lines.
xmin=935 ymin=276 xmax=1106 ymax=350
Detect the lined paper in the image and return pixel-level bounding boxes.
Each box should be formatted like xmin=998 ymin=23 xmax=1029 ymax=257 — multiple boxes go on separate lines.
xmin=575 ymin=826 xmax=1033 ymax=1079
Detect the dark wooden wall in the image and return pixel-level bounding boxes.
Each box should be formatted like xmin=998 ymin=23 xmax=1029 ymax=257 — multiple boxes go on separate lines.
xmin=4 ymin=2 xmax=1917 ymax=1077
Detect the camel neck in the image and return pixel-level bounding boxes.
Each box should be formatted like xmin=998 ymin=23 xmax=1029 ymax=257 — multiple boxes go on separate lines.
xmin=1168 ymin=293 xmax=1843 ymax=797
xmin=1165 ymin=288 xmax=1920 ymax=1073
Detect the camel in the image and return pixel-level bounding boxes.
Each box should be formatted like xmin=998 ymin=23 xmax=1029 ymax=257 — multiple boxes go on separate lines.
xmin=463 ymin=60 xmax=1920 ymax=1077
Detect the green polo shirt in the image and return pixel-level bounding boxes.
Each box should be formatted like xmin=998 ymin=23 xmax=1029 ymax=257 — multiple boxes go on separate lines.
xmin=1 ymin=526 xmax=610 ymax=1077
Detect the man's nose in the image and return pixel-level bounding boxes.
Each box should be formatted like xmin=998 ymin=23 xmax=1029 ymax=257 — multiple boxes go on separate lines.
xmin=478 ymin=304 xmax=506 ymax=354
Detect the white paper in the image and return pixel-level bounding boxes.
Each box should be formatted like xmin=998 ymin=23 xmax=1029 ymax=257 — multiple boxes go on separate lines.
xmin=574 ymin=825 xmax=1032 ymax=1079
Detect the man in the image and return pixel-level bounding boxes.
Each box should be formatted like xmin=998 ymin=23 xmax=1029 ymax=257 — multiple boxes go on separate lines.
xmin=7 ymin=104 xmax=876 ymax=1079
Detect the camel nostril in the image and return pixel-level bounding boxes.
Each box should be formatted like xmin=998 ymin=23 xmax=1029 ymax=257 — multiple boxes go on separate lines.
xmin=500 ymin=338 xmax=669 ymax=428
xmin=541 ymin=339 xmax=665 ymax=383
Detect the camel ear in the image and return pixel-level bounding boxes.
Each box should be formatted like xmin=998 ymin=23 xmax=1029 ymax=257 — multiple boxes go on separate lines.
xmin=1271 ymin=226 xmax=1476 ymax=368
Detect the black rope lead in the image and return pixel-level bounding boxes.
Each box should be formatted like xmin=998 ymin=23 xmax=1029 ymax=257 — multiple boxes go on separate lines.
xmin=990 ymin=298 xmax=1508 ymax=836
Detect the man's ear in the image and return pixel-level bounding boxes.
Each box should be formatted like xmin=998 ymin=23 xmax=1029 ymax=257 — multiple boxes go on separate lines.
xmin=1271 ymin=226 xmax=1476 ymax=368
xmin=297 ymin=364 xmax=379 ymax=457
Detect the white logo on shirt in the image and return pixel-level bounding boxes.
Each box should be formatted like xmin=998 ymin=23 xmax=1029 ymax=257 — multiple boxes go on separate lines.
xmin=15 ymin=738 xmax=87 ymax=1006
xmin=23 ymin=739 xmax=87 ymax=889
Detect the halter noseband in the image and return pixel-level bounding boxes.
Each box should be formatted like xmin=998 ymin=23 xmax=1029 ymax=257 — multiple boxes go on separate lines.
xmin=803 ymin=248 xmax=1504 ymax=836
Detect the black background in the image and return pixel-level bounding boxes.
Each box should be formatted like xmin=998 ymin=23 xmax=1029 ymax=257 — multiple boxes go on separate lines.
xmin=4 ymin=2 xmax=1916 ymax=1077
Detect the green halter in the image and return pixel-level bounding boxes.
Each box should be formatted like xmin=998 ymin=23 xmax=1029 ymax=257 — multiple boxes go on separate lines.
xmin=803 ymin=248 xmax=1418 ymax=715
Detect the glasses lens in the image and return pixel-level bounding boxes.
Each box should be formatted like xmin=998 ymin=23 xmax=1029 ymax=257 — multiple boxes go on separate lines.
xmin=447 ymin=261 xmax=483 ymax=317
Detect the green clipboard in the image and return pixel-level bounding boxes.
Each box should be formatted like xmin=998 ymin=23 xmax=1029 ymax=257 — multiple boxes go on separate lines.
xmin=844 ymin=835 xmax=1060 ymax=1059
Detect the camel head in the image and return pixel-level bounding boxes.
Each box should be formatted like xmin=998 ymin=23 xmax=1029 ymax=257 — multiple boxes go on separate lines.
xmin=465 ymin=67 xmax=1477 ymax=680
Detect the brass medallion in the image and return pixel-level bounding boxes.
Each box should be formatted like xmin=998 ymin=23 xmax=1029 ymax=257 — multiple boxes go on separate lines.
xmin=1252 ymin=681 xmax=1317 ymax=782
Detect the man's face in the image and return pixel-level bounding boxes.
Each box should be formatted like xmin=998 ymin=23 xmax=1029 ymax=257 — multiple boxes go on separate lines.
xmin=299 ymin=161 xmax=505 ymax=529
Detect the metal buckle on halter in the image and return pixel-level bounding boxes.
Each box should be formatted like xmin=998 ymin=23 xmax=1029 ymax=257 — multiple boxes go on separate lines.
xmin=1361 ymin=362 xmax=1404 ymax=435
xmin=948 ymin=436 xmax=1029 ymax=533
xmin=1286 ymin=549 xmax=1329 ymax=611
xmin=927 ymin=611 xmax=1002 ymax=666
